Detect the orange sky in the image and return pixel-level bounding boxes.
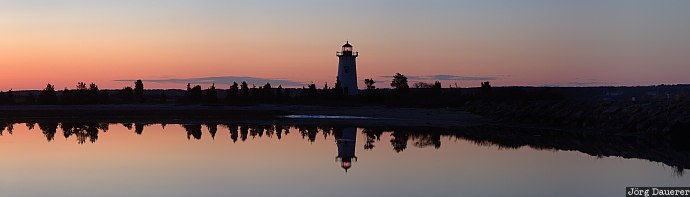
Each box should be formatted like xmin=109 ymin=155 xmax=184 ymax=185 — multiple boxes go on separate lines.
xmin=2 ymin=1 xmax=690 ymax=90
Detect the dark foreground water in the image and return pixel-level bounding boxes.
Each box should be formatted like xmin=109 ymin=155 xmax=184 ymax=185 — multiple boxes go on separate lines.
xmin=0 ymin=121 xmax=688 ymax=197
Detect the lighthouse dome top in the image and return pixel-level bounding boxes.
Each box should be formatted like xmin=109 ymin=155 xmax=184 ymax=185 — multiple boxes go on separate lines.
xmin=341 ymin=41 xmax=353 ymax=52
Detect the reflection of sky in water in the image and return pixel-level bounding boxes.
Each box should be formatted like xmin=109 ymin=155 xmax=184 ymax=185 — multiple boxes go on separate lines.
xmin=0 ymin=123 xmax=688 ymax=197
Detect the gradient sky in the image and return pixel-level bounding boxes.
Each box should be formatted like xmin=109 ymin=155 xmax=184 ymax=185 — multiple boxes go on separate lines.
xmin=2 ymin=0 xmax=690 ymax=90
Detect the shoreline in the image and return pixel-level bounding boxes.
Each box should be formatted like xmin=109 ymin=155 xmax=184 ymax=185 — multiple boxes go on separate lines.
xmin=0 ymin=104 xmax=489 ymax=128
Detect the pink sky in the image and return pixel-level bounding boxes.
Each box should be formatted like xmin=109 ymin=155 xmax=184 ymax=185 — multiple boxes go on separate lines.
xmin=1 ymin=1 xmax=689 ymax=90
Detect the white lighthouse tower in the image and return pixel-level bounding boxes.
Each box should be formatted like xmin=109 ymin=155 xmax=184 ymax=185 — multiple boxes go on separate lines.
xmin=337 ymin=41 xmax=359 ymax=95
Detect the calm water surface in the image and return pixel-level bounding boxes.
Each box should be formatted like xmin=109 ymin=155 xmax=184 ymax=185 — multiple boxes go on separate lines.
xmin=0 ymin=122 xmax=688 ymax=197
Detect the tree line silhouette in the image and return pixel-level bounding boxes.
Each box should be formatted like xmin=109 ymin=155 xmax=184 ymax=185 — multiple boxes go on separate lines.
xmin=0 ymin=73 xmax=564 ymax=107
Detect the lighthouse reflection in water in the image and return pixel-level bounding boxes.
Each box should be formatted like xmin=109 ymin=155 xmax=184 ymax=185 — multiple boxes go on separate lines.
xmin=335 ymin=127 xmax=358 ymax=172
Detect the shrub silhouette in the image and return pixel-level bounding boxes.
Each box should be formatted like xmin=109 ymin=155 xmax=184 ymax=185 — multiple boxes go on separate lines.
xmin=61 ymin=82 xmax=102 ymax=104
xmin=276 ymin=85 xmax=285 ymax=102
xmin=413 ymin=82 xmax=434 ymax=88
xmin=37 ymin=84 xmax=58 ymax=104
xmin=119 ymin=87 xmax=134 ymax=103
xmin=364 ymin=78 xmax=376 ymax=90
xmin=480 ymin=81 xmax=492 ymax=96
xmin=262 ymin=83 xmax=274 ymax=101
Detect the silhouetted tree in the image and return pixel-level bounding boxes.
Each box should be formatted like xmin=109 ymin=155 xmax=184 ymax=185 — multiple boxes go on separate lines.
xmin=205 ymin=83 xmax=218 ymax=103
xmin=118 ymin=87 xmax=134 ymax=103
xmin=432 ymin=81 xmax=442 ymax=96
xmin=60 ymin=82 xmax=102 ymax=104
xmin=276 ymin=85 xmax=284 ymax=102
xmin=88 ymin=83 xmax=100 ymax=103
xmin=262 ymin=83 xmax=274 ymax=101
xmin=480 ymin=81 xmax=492 ymax=96
xmin=391 ymin=73 xmax=409 ymax=95
xmin=364 ymin=78 xmax=376 ymax=90
xmin=391 ymin=73 xmax=409 ymax=89
xmin=184 ymin=83 xmax=203 ymax=103
xmin=77 ymin=82 xmax=87 ymax=91
xmin=239 ymin=81 xmax=249 ymax=98
xmin=308 ymin=83 xmax=317 ymax=96
xmin=134 ymin=79 xmax=144 ymax=102
xmin=226 ymin=82 xmax=239 ymax=102
xmin=38 ymin=84 xmax=58 ymax=104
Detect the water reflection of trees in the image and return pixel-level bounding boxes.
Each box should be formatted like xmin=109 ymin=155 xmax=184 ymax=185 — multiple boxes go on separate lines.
xmin=38 ymin=122 xmax=58 ymax=141
xmin=363 ymin=128 xmax=383 ymax=150
xmin=59 ymin=122 xmax=108 ymax=144
xmin=1 ymin=122 xmax=688 ymax=175
xmin=5 ymin=122 xmax=442 ymax=153
xmin=0 ymin=122 xmax=14 ymax=135
xmin=183 ymin=124 xmax=202 ymax=140
xmin=205 ymin=123 xmax=218 ymax=139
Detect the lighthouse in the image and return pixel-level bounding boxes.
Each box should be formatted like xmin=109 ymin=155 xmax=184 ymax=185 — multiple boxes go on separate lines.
xmin=337 ymin=41 xmax=359 ymax=95
xmin=335 ymin=127 xmax=358 ymax=172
